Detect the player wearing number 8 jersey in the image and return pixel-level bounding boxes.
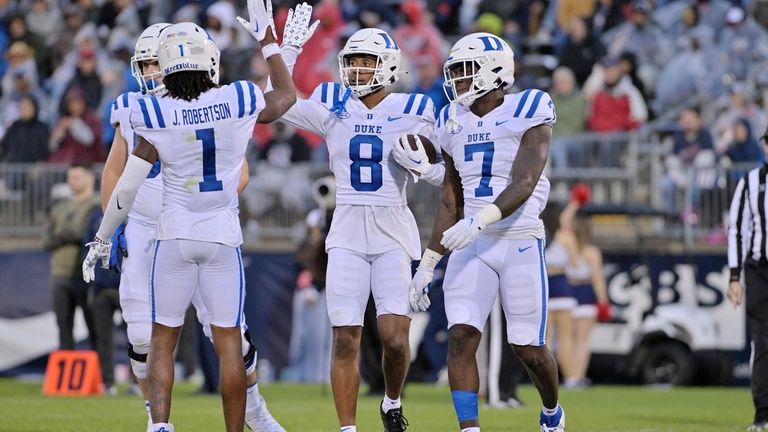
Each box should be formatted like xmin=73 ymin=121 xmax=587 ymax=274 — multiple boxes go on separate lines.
xmin=82 ymin=8 xmax=296 ymax=432
xmin=276 ymin=27 xmax=444 ymax=432
xmin=407 ymin=33 xmax=565 ymax=432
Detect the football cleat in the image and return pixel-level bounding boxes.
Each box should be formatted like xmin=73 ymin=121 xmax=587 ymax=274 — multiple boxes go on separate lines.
xmin=540 ymin=405 xmax=565 ymax=432
xmin=245 ymin=395 xmax=285 ymax=432
xmin=380 ymin=406 xmax=409 ymax=432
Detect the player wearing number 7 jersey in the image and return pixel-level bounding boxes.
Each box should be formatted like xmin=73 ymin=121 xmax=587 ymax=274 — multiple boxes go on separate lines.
xmin=407 ymin=33 xmax=565 ymax=432
xmin=275 ymin=27 xmax=443 ymax=432
xmin=82 ymin=8 xmax=296 ymax=432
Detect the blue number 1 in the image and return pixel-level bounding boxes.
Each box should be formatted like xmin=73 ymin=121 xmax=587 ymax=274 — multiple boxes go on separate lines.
xmin=196 ymin=128 xmax=223 ymax=192
xmin=464 ymin=141 xmax=494 ymax=197
xmin=178 ymin=44 xmax=185 ymax=57
xmin=350 ymin=134 xmax=383 ymax=191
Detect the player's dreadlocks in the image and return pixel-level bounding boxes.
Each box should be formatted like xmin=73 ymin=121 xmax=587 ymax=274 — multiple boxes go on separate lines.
xmin=163 ymin=71 xmax=218 ymax=101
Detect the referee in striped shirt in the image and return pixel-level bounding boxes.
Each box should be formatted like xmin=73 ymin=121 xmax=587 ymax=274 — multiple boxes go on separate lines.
xmin=728 ymin=132 xmax=768 ymax=431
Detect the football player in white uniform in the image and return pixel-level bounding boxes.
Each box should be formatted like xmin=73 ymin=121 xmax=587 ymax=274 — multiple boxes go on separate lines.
xmin=100 ymin=19 xmax=288 ymax=431
xmin=268 ymin=27 xmax=443 ymax=432
xmin=407 ymin=33 xmax=565 ymax=432
xmin=82 ymin=3 xmax=296 ymax=430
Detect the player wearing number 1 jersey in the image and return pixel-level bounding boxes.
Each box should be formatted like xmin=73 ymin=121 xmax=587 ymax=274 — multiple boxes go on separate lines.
xmin=277 ymin=27 xmax=443 ymax=432
xmin=82 ymin=8 xmax=296 ymax=431
xmin=407 ymin=33 xmax=565 ymax=432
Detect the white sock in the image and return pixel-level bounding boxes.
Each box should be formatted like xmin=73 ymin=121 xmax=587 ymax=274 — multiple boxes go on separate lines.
xmin=461 ymin=428 xmax=480 ymax=432
xmin=152 ymin=422 xmax=173 ymax=432
xmin=542 ymin=403 xmax=560 ymax=417
xmin=340 ymin=426 xmax=356 ymax=432
xmin=246 ymin=382 xmax=264 ymax=414
xmin=381 ymin=395 xmax=401 ymax=413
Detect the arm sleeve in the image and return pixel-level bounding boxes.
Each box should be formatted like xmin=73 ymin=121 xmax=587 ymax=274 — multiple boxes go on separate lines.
xmin=95 ymin=154 xmax=153 ymax=240
xmin=265 ymin=45 xmax=300 ymax=92
xmin=728 ymin=174 xmax=751 ymax=279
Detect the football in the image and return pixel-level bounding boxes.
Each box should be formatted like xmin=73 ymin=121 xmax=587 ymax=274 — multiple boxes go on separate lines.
xmin=404 ymin=134 xmax=438 ymax=163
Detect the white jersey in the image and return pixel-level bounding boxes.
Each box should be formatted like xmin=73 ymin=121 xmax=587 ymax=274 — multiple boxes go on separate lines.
xmin=436 ymin=89 xmax=556 ymax=239
xmin=110 ymin=92 xmax=163 ymax=226
xmin=280 ymin=82 xmax=436 ymax=259
xmin=130 ymin=80 xmax=264 ymax=247
xmin=281 ymin=82 xmax=436 ymax=207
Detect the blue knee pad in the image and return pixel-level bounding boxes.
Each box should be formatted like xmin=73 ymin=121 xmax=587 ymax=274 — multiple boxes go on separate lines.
xmin=451 ymin=391 xmax=478 ymax=423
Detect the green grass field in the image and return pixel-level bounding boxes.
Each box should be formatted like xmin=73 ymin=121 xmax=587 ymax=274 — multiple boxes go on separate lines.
xmin=0 ymin=378 xmax=754 ymax=431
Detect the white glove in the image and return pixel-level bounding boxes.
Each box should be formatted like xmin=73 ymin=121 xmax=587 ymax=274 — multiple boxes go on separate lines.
xmin=282 ymin=2 xmax=319 ymax=49
xmin=410 ymin=267 xmax=434 ymax=312
xmin=82 ymin=238 xmax=111 ymax=283
xmin=409 ymin=249 xmax=443 ymax=312
xmin=441 ymin=217 xmax=485 ymax=251
xmin=393 ymin=134 xmax=431 ymax=181
xmin=441 ymin=205 xmax=503 ymax=251
xmin=236 ymin=0 xmax=276 ymax=42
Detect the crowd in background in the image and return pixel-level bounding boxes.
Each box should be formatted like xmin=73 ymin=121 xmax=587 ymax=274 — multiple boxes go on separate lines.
xmin=0 ymin=0 xmax=764 ymax=167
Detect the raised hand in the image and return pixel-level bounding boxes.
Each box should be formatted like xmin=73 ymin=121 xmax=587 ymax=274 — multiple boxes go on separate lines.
xmin=236 ymin=0 xmax=277 ymax=42
xmin=282 ymin=2 xmax=319 ymax=49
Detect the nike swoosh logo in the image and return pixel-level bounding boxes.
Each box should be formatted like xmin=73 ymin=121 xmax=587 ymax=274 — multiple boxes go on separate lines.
xmin=388 ymin=116 xmax=402 ymax=121
xmin=518 ymin=246 xmax=532 ymax=253
xmin=116 ymin=196 xmax=123 ymax=210
xmin=496 ymin=120 xmax=508 ymax=126
xmin=408 ymin=156 xmax=422 ymax=164
xmin=254 ymin=21 xmax=259 ymax=32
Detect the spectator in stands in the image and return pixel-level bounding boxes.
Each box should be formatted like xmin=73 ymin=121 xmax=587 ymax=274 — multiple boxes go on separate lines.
xmin=695 ymin=0 xmax=729 ymax=36
xmin=393 ymin=0 xmax=446 ymax=70
xmin=661 ymin=107 xmax=715 ymax=211
xmin=206 ymin=1 xmax=236 ymax=51
xmin=0 ymin=42 xmax=51 ymax=128
xmin=42 ymin=162 xmax=100 ymax=351
xmin=26 ymin=0 xmax=62 ymax=48
xmin=6 ymin=13 xmax=49 ymax=78
xmin=550 ymin=66 xmax=587 ymax=168
xmin=58 ymin=48 xmax=103 ymax=114
xmin=602 ymin=0 xmax=671 ymax=89
xmin=618 ymin=51 xmax=647 ymax=102
xmin=0 ymin=95 xmax=49 ymax=162
xmin=720 ymin=6 xmax=768 ymax=82
xmin=95 ymin=0 xmax=141 ymax=36
xmin=654 ymin=25 xmax=725 ymax=115
xmin=556 ymin=0 xmax=596 ymax=34
xmin=558 ymin=17 xmax=605 ymax=87
xmin=411 ymin=55 xmax=449 ymax=112
xmin=670 ymin=3 xmax=703 ymax=48
xmin=715 ymin=84 xmax=767 ymax=154
xmin=723 ymin=118 xmax=763 ymax=165
xmin=672 ymin=107 xmax=714 ymax=164
xmin=0 ymin=0 xmax=16 ymax=28
xmin=1 ymin=41 xmax=38 ymax=101
xmin=48 ymin=87 xmax=103 ymax=163
xmin=586 ymin=55 xmax=647 ymax=133
xmin=51 ymin=5 xmax=87 ymax=72
xmin=589 ymin=0 xmax=625 ymax=36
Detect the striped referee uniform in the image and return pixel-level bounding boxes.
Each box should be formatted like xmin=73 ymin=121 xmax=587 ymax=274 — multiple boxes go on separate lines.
xmin=728 ymin=163 xmax=768 ymax=427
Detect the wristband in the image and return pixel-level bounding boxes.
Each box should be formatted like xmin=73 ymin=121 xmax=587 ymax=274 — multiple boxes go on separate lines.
xmin=419 ymin=248 xmax=443 ymax=270
xmin=476 ymin=204 xmax=502 ymax=226
xmin=261 ymin=43 xmax=281 ymax=59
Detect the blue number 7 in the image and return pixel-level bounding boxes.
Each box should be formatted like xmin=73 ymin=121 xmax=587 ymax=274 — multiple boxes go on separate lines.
xmin=197 ymin=128 xmax=223 ymax=192
xmin=464 ymin=141 xmax=494 ymax=197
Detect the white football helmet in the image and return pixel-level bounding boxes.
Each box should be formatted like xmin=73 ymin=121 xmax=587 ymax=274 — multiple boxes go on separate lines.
xmin=157 ymin=22 xmax=221 ymax=84
xmin=131 ymin=23 xmax=171 ymax=94
xmin=443 ymin=32 xmax=515 ymax=107
xmin=338 ymin=28 xmax=401 ymax=97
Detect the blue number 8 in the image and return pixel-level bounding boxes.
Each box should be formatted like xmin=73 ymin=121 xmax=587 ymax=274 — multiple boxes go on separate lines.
xmin=464 ymin=141 xmax=494 ymax=197
xmin=349 ymin=134 xmax=383 ymax=192
xmin=196 ymin=128 xmax=223 ymax=192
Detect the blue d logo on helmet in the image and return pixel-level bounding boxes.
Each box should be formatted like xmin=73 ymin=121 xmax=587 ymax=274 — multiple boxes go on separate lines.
xmin=478 ymin=35 xmax=504 ymax=52
xmin=378 ymin=32 xmax=398 ymax=50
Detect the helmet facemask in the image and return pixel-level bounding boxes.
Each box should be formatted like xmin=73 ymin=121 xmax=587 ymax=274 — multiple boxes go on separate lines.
xmin=443 ymin=55 xmax=498 ymax=108
xmin=339 ymin=52 xmax=394 ymax=97
xmin=131 ymin=56 xmax=165 ymax=95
